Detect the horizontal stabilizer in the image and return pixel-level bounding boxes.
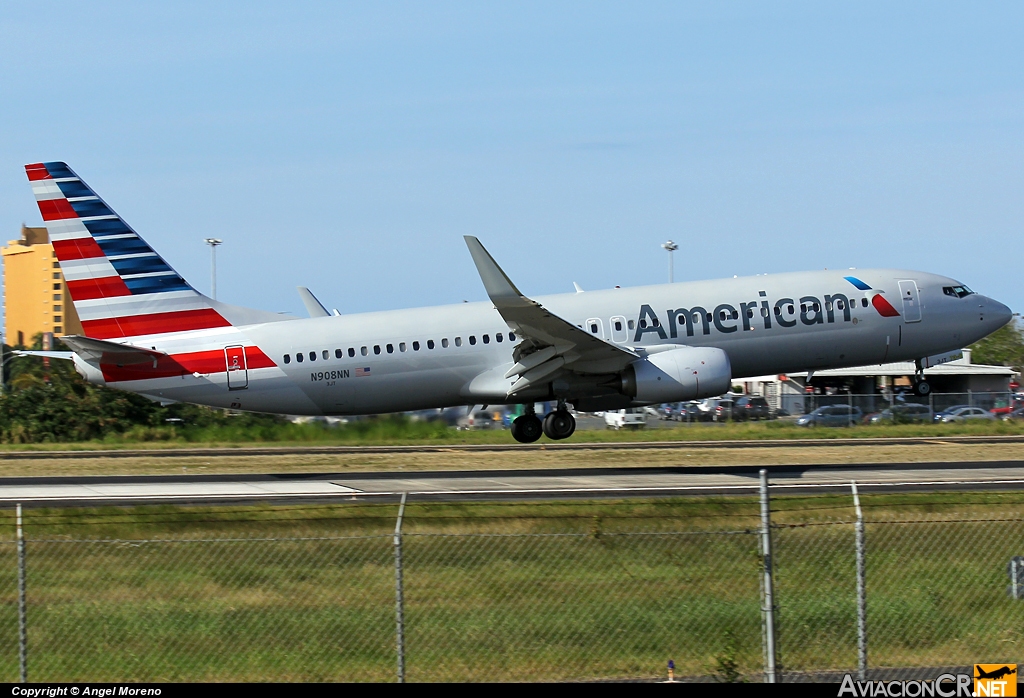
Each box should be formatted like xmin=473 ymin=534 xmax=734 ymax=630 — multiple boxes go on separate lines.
xmin=13 ymin=350 xmax=75 ymax=361
xmin=60 ymin=335 xmax=166 ymax=366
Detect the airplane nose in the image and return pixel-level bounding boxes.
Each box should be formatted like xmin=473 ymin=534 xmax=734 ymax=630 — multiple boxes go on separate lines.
xmin=981 ymin=297 xmax=1013 ymax=330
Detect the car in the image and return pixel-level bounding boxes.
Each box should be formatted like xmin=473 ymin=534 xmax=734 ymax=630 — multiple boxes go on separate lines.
xmin=733 ymin=396 xmax=772 ymax=421
xmin=605 ymin=408 xmax=647 ymax=430
xmin=712 ymin=399 xmax=736 ymax=422
xmin=868 ymin=403 xmax=933 ymax=424
xmin=932 ymin=405 xmax=973 ymax=423
xmin=457 ymin=409 xmax=501 ymax=430
xmin=795 ymin=405 xmax=863 ymax=427
xmin=674 ymin=402 xmax=705 ymax=422
xmin=1002 ymin=407 xmax=1024 ymax=422
xmin=935 ymin=406 xmax=996 ymax=423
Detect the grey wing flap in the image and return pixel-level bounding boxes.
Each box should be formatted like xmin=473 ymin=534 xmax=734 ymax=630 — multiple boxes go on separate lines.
xmin=60 ymin=335 xmax=167 ymax=366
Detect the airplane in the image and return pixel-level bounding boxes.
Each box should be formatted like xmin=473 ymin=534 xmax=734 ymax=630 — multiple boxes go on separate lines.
xmin=20 ymin=161 xmax=1013 ymax=443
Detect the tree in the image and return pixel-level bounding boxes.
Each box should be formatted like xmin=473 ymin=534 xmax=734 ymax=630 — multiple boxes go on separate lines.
xmin=969 ymin=318 xmax=1024 ymax=372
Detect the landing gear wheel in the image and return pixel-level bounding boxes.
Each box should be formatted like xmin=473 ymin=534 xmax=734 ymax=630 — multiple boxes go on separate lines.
xmin=542 ymin=410 xmax=576 ymax=440
xmin=511 ymin=414 xmax=543 ymax=443
xmin=913 ymin=380 xmax=932 ymax=397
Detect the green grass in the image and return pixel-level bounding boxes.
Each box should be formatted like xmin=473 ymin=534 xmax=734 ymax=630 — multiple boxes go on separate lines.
xmin=0 ymin=417 xmax=1020 ymax=451
xmin=0 ymin=493 xmax=1019 ymax=681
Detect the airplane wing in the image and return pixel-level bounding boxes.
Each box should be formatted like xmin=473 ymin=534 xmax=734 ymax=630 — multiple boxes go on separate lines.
xmin=464 ymin=236 xmax=637 ymax=394
xmin=60 ymin=335 xmax=167 ymax=366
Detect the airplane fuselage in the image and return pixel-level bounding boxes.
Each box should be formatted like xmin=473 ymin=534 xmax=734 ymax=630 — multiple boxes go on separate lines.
xmin=99 ymin=268 xmax=1008 ymax=416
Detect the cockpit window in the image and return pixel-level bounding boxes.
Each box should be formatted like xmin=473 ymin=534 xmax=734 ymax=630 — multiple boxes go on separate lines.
xmin=943 ymin=286 xmax=974 ymax=298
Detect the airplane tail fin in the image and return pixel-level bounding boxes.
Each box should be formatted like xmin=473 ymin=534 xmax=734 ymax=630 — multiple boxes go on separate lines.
xmin=25 ymin=162 xmax=286 ymax=342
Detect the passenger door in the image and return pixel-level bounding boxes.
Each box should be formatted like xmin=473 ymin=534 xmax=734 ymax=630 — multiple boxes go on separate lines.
xmin=225 ymin=345 xmax=248 ymax=390
xmin=898 ymin=280 xmax=922 ymax=323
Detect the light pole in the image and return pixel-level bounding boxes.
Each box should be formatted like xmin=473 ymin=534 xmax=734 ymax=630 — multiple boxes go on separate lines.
xmin=204 ymin=238 xmax=222 ymax=300
xmin=661 ymin=240 xmax=679 ymax=283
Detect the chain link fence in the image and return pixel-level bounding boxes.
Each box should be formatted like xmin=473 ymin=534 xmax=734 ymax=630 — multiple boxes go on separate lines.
xmin=0 ymin=484 xmax=1021 ymax=682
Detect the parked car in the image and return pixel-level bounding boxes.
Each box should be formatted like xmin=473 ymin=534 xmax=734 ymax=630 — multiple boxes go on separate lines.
xmin=674 ymin=402 xmax=705 ymax=422
xmin=733 ymin=396 xmax=772 ymax=421
xmin=457 ymin=409 xmax=502 ymax=430
xmin=935 ymin=406 xmax=996 ymax=423
xmin=869 ymin=403 xmax=933 ymax=424
xmin=796 ymin=405 xmax=863 ymax=427
xmin=1002 ymin=407 xmax=1024 ymax=422
xmin=605 ymin=408 xmax=647 ymax=430
xmin=931 ymin=405 xmax=972 ymax=422
xmin=712 ymin=399 xmax=736 ymax=422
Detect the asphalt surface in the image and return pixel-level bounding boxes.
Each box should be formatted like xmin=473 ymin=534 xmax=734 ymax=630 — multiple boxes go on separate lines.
xmin=2 ymin=460 xmax=1024 ymax=506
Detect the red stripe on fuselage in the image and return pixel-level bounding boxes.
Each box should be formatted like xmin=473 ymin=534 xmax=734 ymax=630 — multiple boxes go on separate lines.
xmin=100 ymin=346 xmax=276 ymax=383
xmin=37 ymin=198 xmax=77 ymax=221
xmin=66 ymin=276 xmax=132 ymax=301
xmin=52 ymin=237 xmax=104 ymax=261
xmin=25 ymin=164 xmax=51 ymax=181
xmin=871 ymin=294 xmax=901 ymax=318
xmin=82 ymin=308 xmax=231 ymax=340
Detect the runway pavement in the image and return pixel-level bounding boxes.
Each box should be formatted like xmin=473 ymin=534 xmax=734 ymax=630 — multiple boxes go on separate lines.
xmin=1 ymin=460 xmax=1023 ymax=505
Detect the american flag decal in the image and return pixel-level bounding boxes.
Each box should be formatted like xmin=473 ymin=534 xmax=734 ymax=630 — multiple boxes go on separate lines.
xmin=355 ymin=367 xmax=371 ymax=377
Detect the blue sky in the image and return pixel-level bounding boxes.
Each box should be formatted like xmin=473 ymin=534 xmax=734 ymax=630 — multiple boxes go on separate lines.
xmin=1 ymin=2 xmax=1021 ymax=317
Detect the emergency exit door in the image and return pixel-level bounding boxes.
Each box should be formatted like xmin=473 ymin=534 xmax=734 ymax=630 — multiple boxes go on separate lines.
xmin=225 ymin=345 xmax=248 ymax=389
xmin=897 ymin=280 xmax=922 ymax=323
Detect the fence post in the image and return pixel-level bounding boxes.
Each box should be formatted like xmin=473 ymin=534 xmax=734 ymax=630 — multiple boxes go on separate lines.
xmin=16 ymin=503 xmax=26 ymax=683
xmin=852 ymin=482 xmax=867 ymax=681
xmin=394 ymin=492 xmax=408 ymax=683
xmin=759 ymin=470 xmax=777 ymax=683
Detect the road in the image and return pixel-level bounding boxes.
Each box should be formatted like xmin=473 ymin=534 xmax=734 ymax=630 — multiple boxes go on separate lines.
xmin=1 ymin=460 xmax=1023 ymax=506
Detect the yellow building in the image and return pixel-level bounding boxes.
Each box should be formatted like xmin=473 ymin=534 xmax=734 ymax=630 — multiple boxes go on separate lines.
xmin=2 ymin=225 xmax=82 ymax=347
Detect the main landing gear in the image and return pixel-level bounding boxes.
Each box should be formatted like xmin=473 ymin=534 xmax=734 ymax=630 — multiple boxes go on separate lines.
xmin=510 ymin=402 xmax=576 ymax=443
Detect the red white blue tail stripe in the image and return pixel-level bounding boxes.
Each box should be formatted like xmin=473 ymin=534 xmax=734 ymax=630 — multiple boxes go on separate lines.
xmin=26 ymin=162 xmax=230 ymax=340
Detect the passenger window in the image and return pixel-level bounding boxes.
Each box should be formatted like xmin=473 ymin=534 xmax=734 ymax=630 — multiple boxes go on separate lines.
xmin=283 ymin=354 xmax=291 ymax=364
xmin=787 ymin=305 xmax=794 ymax=314
xmin=442 ymin=338 xmax=450 ymax=348
xmin=413 ymin=341 xmax=420 ymax=351
xmin=482 ymin=335 xmax=490 ymax=344
xmin=296 ymin=353 xmax=304 ymax=363
xmin=761 ymin=307 xmax=768 ymax=317
xmin=639 ymin=319 xmax=647 ymax=329
xmin=309 ymin=351 xmax=316 ymax=361
xmin=862 ymin=298 xmax=868 ymax=307
xmin=469 ymin=336 xmax=476 ymax=345
xmin=628 ymin=320 xmax=635 ymax=330
xmin=495 ymin=333 xmax=503 ymax=343
xmin=400 ymin=342 xmax=406 ymax=352
xmin=348 ymin=348 xmax=355 ymax=357
xmin=706 ymin=313 xmax=713 ymax=322
xmin=428 ymin=340 xmax=435 ymax=349
xmin=361 ymin=346 xmax=368 ymax=356
xmin=509 ymin=332 xmax=516 ymax=341
xmin=614 ymin=321 xmax=622 ymax=331
xmin=813 ymin=303 xmax=820 ymax=312
xmin=746 ymin=309 xmax=753 ymax=318
xmin=374 ymin=345 xmax=381 ymax=355
xmin=335 ymin=349 xmax=343 ymax=358
xmin=386 ymin=344 xmax=394 ymax=353
xmin=590 ymin=323 xmax=598 ymax=333
xmin=322 ymin=350 xmax=329 ymax=360
xmin=800 ymin=304 xmax=806 ymax=313
xmin=455 ymin=337 xmax=462 ymax=347
xmin=653 ymin=318 xmax=660 ymax=327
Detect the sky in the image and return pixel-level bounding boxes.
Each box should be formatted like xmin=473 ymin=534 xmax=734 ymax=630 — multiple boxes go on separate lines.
xmin=0 ymin=2 xmax=1021 ymax=317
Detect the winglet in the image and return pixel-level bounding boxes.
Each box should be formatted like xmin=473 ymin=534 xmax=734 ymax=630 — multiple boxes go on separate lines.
xmin=463 ymin=237 xmax=530 ymax=308
xmin=297 ymin=287 xmax=330 ymax=318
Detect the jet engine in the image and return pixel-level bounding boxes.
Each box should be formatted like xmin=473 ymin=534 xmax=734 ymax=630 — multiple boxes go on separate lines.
xmin=620 ymin=346 xmax=732 ymax=404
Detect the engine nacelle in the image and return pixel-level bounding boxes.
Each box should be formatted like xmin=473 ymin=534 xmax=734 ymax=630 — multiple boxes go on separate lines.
xmin=621 ymin=346 xmax=732 ymax=404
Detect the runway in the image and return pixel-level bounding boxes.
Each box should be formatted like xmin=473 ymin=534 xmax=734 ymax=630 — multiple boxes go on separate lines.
xmin=2 ymin=460 xmax=1024 ymax=506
